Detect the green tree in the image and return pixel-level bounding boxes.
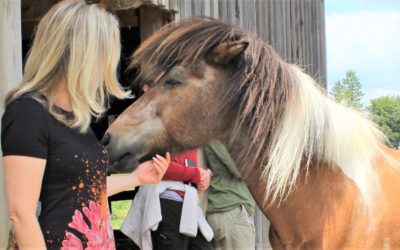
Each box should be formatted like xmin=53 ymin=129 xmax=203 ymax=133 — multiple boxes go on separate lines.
xmin=330 ymin=70 xmax=364 ymax=111
xmin=368 ymin=96 xmax=400 ymax=149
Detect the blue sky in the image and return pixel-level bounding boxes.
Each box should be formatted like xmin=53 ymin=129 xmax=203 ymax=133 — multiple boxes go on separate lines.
xmin=325 ymin=0 xmax=400 ymax=104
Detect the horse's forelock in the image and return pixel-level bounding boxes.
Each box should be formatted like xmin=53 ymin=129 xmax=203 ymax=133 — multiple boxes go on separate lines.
xmin=131 ymin=18 xmax=242 ymax=73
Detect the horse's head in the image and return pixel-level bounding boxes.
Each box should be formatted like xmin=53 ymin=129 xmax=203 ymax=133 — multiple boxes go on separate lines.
xmin=103 ymin=18 xmax=250 ymax=172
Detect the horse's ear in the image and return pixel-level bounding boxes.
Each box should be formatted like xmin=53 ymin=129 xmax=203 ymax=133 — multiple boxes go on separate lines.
xmin=206 ymin=40 xmax=249 ymax=65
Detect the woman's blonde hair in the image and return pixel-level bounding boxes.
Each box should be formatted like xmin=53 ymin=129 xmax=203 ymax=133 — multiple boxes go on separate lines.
xmin=6 ymin=0 xmax=130 ymax=132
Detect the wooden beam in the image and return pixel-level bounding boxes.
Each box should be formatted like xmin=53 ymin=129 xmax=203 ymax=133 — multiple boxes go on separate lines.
xmin=0 ymin=0 xmax=23 ymax=247
xmin=115 ymin=8 xmax=139 ymax=28
xmin=140 ymin=5 xmax=170 ymax=41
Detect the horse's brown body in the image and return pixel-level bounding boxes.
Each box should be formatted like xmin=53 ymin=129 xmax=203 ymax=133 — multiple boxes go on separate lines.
xmin=103 ymin=18 xmax=400 ymax=249
xmin=245 ymin=147 xmax=400 ymax=249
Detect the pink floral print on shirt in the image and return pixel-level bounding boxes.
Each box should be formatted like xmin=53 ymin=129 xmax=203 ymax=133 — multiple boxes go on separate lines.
xmin=61 ymin=201 xmax=115 ymax=250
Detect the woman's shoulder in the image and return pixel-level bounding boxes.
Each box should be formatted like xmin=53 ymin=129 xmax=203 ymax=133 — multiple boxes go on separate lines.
xmin=5 ymin=95 xmax=48 ymax=116
xmin=3 ymin=95 xmax=51 ymax=127
xmin=2 ymin=95 xmax=51 ymax=158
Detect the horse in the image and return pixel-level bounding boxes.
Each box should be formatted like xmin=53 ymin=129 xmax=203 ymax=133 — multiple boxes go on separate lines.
xmin=102 ymin=18 xmax=400 ymax=249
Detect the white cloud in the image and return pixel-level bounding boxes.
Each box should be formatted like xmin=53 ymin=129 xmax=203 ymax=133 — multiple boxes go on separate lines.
xmin=326 ymin=11 xmax=400 ymax=92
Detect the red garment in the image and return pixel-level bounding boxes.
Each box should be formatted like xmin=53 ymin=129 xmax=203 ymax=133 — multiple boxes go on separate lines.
xmin=163 ymin=149 xmax=201 ymax=183
xmin=162 ymin=149 xmax=201 ymax=197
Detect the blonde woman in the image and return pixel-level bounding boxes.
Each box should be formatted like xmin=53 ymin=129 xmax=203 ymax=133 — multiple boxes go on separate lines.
xmin=1 ymin=1 xmax=170 ymax=249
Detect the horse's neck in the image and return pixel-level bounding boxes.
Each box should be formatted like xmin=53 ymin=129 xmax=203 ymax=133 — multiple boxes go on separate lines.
xmin=223 ymin=126 xmax=358 ymax=246
xmin=244 ymin=161 xmax=359 ymax=247
xmin=222 ymin=122 xmax=251 ymax=162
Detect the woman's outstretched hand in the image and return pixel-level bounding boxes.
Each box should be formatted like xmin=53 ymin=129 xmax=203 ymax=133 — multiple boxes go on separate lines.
xmin=131 ymin=152 xmax=171 ymax=186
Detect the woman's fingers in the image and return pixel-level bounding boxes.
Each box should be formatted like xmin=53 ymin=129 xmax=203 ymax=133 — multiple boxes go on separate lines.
xmin=152 ymin=152 xmax=170 ymax=177
xmin=152 ymin=157 xmax=165 ymax=172
xmin=134 ymin=152 xmax=171 ymax=185
xmin=165 ymin=152 xmax=171 ymax=163
xmin=155 ymin=153 xmax=170 ymax=167
xmin=155 ymin=153 xmax=170 ymax=168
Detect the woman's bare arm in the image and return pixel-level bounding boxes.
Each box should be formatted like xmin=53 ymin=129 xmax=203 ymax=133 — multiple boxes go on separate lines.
xmin=3 ymin=156 xmax=47 ymax=249
xmin=107 ymin=153 xmax=170 ymax=197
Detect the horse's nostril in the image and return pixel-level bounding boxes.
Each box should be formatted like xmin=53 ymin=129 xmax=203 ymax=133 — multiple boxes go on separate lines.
xmin=101 ymin=133 xmax=111 ymax=146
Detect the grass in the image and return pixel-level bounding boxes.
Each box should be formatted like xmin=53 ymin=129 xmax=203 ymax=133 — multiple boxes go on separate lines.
xmin=110 ymin=200 xmax=132 ymax=229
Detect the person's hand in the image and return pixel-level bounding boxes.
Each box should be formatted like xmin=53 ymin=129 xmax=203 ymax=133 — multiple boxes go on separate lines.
xmin=197 ymin=168 xmax=211 ymax=193
xmin=131 ymin=153 xmax=171 ymax=186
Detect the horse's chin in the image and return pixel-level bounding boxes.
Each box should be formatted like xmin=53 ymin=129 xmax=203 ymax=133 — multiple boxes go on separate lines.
xmin=107 ymin=149 xmax=167 ymax=174
xmin=107 ymin=155 xmax=139 ymax=174
xmin=138 ymin=149 xmax=167 ymax=163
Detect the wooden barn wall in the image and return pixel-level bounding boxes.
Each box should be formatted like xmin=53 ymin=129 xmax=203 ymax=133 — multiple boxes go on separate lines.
xmin=151 ymin=0 xmax=326 ymax=88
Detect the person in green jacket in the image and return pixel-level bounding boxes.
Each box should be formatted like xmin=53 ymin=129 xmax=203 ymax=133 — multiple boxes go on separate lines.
xmin=204 ymin=140 xmax=256 ymax=250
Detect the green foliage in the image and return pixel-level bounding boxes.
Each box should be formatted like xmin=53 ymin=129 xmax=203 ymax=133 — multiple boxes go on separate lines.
xmin=111 ymin=200 xmax=132 ymax=229
xmin=368 ymin=96 xmax=400 ymax=149
xmin=330 ymin=70 xmax=364 ymax=111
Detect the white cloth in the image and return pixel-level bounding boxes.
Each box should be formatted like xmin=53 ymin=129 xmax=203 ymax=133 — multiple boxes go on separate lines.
xmin=120 ymin=181 xmax=214 ymax=250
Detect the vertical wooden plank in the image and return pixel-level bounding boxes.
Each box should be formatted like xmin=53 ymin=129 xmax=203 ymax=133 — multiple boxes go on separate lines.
xmin=310 ymin=0 xmax=317 ymax=79
xmin=303 ymin=0 xmax=309 ymax=70
xmin=0 ymin=0 xmax=23 ymax=248
xmin=304 ymin=0 xmax=312 ymax=76
xmin=248 ymin=0 xmax=257 ymax=34
xmin=281 ymin=0 xmax=288 ymax=58
xmin=284 ymin=0 xmax=291 ymax=61
xmin=269 ymin=0 xmax=277 ymax=49
xmin=294 ymin=0 xmax=301 ymax=65
xmin=240 ymin=0 xmax=251 ymax=32
xmin=272 ymin=0 xmax=286 ymax=58
xmin=203 ymin=0 xmax=211 ymax=17
xmin=311 ymin=0 xmax=319 ymax=84
xmin=193 ymin=0 xmax=202 ymax=16
xmin=225 ymin=0 xmax=232 ymax=24
xmin=183 ymin=0 xmax=192 ymax=16
xmin=212 ymin=0 xmax=219 ymax=19
xmin=218 ymin=0 xmax=228 ymax=23
xmin=299 ymin=0 xmax=305 ymax=66
xmin=237 ymin=0 xmax=245 ymax=29
xmin=256 ymin=0 xmax=269 ymax=42
xmin=270 ymin=0 xmax=278 ymax=51
xmin=178 ymin=0 xmax=184 ymax=18
xmin=255 ymin=0 xmax=262 ymax=40
xmin=310 ymin=0 xmax=315 ymax=77
xmin=318 ymin=0 xmax=327 ymax=88
xmin=226 ymin=0 xmax=236 ymax=25
xmin=290 ymin=0 xmax=297 ymax=64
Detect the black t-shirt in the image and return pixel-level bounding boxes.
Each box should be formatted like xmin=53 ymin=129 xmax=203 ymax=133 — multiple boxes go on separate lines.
xmin=1 ymin=97 xmax=115 ymax=249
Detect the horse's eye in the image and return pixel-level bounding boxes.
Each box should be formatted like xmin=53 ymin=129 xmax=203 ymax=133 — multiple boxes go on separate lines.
xmin=165 ymin=79 xmax=182 ymax=86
